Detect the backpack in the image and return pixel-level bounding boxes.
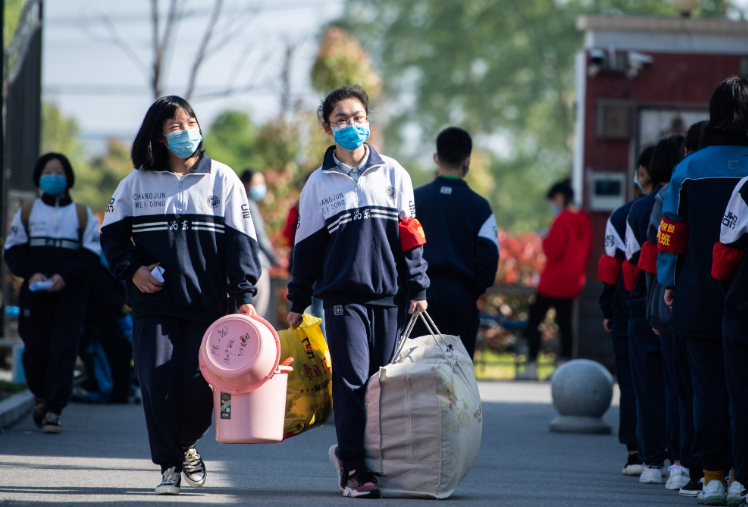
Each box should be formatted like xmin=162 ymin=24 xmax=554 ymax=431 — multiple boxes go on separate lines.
xmin=21 ymin=200 xmax=88 ymax=245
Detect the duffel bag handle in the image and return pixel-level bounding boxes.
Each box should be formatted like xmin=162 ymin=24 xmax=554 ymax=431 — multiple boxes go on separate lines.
xmin=395 ymin=311 xmax=458 ymax=369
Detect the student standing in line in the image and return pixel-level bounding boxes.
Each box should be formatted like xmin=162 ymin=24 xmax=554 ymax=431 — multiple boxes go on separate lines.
xmin=658 ymin=77 xmax=748 ymax=506
xmin=411 ymin=127 xmax=499 ymax=358
xmin=286 ymin=85 xmax=429 ymax=498
xmin=625 ymin=135 xmax=682 ymax=485
xmin=240 ymin=169 xmax=281 ymax=318
xmin=647 ymin=121 xmax=707 ymax=498
xmin=101 ymin=96 xmax=261 ymax=496
xmin=3 ymin=153 xmax=101 ymax=434
xmin=518 ymin=180 xmax=591 ymax=380
xmin=597 ymin=145 xmax=655 ymax=476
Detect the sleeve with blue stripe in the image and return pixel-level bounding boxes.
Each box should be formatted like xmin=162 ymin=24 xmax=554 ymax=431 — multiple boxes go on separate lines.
xmin=287 ymin=171 xmax=330 ymax=313
xmin=101 ymin=175 xmax=142 ymax=282
xmin=224 ymin=169 xmax=261 ymax=306
xmin=657 ymin=172 xmax=686 ymax=288
xmin=396 ymin=165 xmax=430 ymax=300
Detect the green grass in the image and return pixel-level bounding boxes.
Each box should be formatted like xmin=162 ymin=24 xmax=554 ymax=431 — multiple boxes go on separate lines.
xmin=0 ymin=380 xmax=27 ymax=393
xmin=473 ymin=349 xmax=556 ymax=381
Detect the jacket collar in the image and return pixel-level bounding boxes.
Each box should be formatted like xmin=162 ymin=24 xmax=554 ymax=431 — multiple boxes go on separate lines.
xmin=322 ymin=143 xmax=385 ymax=174
xmin=153 ymin=154 xmax=212 ymax=175
xmin=436 ymin=175 xmax=467 ymax=185
xmin=40 ymin=193 xmax=72 ymax=206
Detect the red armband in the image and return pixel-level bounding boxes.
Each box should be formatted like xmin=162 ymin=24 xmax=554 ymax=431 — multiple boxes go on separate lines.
xmin=622 ymin=259 xmax=640 ymax=292
xmin=598 ymin=255 xmax=623 ymax=285
xmin=399 ymin=217 xmax=427 ymax=251
xmin=711 ymin=242 xmax=745 ymax=280
xmin=638 ymin=241 xmax=659 ymax=274
xmin=657 ymin=217 xmax=689 ymax=254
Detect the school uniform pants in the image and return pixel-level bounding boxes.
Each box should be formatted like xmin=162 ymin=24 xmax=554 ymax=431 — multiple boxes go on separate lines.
xmin=672 ymin=334 xmax=701 ymax=475
xmin=684 ymin=335 xmax=732 ymax=473
xmin=411 ymin=276 xmax=479 ymax=358
xmin=325 ymin=303 xmax=404 ymax=472
xmin=723 ymin=317 xmax=748 ymax=485
xmin=527 ymin=294 xmax=573 ymax=362
xmin=132 ymin=316 xmax=214 ymax=472
xmin=611 ymin=332 xmax=638 ymax=448
xmin=19 ymin=283 xmax=88 ymax=415
xmin=659 ymin=330 xmax=681 ymax=463
xmin=628 ymin=316 xmax=668 ymax=464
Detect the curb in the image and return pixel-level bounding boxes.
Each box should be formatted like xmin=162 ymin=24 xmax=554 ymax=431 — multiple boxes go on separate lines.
xmin=0 ymin=390 xmax=34 ymax=431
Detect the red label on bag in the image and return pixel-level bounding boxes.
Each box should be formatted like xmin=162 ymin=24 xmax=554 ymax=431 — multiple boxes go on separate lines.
xmin=399 ymin=217 xmax=427 ymax=251
xmin=598 ymin=255 xmax=623 ymax=285
xmin=638 ymin=241 xmax=659 ymax=274
xmin=657 ymin=217 xmax=688 ymax=254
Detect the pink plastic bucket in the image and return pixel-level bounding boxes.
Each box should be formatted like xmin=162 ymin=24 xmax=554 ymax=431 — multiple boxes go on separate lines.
xmin=214 ymin=365 xmax=293 ymax=444
xmin=199 ymin=314 xmax=280 ymax=394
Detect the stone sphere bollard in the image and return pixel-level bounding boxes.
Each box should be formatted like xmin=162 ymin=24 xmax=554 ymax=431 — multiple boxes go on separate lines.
xmin=549 ymin=359 xmax=613 ymax=434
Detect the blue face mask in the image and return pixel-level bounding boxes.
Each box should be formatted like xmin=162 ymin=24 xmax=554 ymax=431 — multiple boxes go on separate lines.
xmin=250 ymin=184 xmax=267 ymax=201
xmin=164 ymin=128 xmax=202 ymax=159
xmin=550 ymin=203 xmax=561 ymax=215
xmin=332 ymin=122 xmax=370 ymax=151
xmin=39 ymin=175 xmax=67 ymax=196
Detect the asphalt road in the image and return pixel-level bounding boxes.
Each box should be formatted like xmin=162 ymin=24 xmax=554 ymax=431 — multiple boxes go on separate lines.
xmin=0 ymin=382 xmax=696 ymax=506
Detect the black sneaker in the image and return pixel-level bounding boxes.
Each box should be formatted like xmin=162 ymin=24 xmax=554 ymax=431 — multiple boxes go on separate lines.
xmin=623 ymin=453 xmax=643 ymax=476
xmin=681 ymin=478 xmax=705 ymax=497
xmin=32 ymin=399 xmax=46 ymax=428
xmin=343 ymin=469 xmax=381 ymax=498
xmin=155 ymin=467 xmax=181 ymax=495
xmin=42 ymin=413 xmax=62 ymax=434
xmin=182 ymin=446 xmax=206 ymax=487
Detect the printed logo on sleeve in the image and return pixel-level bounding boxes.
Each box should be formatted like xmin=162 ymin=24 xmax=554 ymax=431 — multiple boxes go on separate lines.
xmin=729 ymin=160 xmax=739 ymax=170
xmin=208 ymin=195 xmax=221 ymax=208
xmin=723 ymin=211 xmax=738 ymax=230
xmin=105 ymin=198 xmax=115 ymax=213
xmin=333 ymin=305 xmax=344 ymax=316
xmin=241 ymin=204 xmax=251 ymax=219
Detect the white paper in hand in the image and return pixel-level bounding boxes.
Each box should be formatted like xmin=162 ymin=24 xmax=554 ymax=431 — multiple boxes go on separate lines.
xmin=151 ymin=266 xmax=165 ymax=283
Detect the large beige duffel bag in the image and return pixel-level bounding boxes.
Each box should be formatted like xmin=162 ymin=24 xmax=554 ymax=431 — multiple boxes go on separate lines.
xmin=364 ymin=312 xmax=483 ymax=499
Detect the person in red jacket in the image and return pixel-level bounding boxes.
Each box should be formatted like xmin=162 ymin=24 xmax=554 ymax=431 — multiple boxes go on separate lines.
xmin=518 ymin=180 xmax=592 ymax=380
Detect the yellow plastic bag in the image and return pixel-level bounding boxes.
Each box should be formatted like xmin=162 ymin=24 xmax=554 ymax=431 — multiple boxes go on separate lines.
xmin=278 ymin=313 xmax=333 ymax=439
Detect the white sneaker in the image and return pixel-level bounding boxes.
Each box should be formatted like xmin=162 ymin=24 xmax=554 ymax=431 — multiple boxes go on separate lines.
xmin=155 ymin=467 xmax=180 ymax=495
xmin=516 ymin=362 xmax=538 ymax=381
xmin=182 ymin=446 xmax=206 ymax=488
xmin=640 ymin=463 xmax=664 ymax=484
xmin=698 ymin=479 xmax=726 ymax=505
xmin=666 ymin=465 xmax=690 ymax=490
xmin=328 ymin=445 xmax=345 ymax=492
xmin=727 ymin=481 xmax=746 ymax=506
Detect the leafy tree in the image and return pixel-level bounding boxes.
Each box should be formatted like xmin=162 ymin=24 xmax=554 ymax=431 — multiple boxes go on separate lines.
xmin=4 ymin=0 xmax=23 ymax=49
xmin=334 ymin=0 xmax=728 ymax=231
xmin=311 ymin=27 xmax=383 ymax=97
xmin=72 ymin=140 xmax=133 ymax=211
xmin=203 ymin=110 xmax=263 ymax=172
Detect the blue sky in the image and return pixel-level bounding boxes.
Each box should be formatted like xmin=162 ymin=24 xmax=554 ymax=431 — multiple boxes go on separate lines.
xmin=42 ymin=0 xmax=344 ymax=148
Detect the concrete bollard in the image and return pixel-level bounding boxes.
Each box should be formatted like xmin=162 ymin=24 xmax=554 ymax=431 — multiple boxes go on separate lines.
xmin=550 ymin=359 xmax=613 ymax=434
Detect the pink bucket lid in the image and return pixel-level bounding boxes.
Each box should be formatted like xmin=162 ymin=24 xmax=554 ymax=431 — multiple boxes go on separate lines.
xmin=199 ymin=314 xmax=280 ymax=394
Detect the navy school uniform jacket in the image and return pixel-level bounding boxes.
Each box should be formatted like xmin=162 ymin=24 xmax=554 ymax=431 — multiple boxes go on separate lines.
xmin=657 ymin=141 xmax=748 ymax=340
xmin=625 ymin=185 xmax=662 ymax=318
xmin=712 ymin=175 xmax=748 ymax=326
xmin=413 ymin=176 xmax=499 ymax=298
xmin=598 ymin=198 xmax=636 ymax=336
xmin=4 ymin=194 xmax=102 ymax=285
xmin=287 ymin=144 xmax=430 ymax=313
xmin=100 ymin=155 xmax=261 ymax=324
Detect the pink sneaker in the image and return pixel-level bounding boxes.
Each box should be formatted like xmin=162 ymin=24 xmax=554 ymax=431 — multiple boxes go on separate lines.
xmin=343 ymin=469 xmax=381 ymax=498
